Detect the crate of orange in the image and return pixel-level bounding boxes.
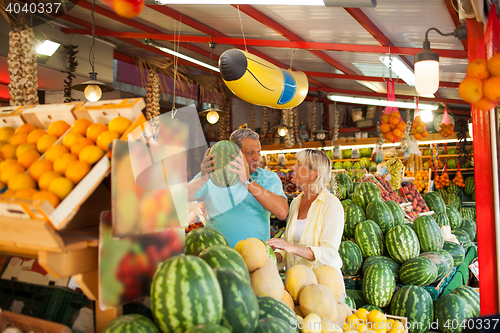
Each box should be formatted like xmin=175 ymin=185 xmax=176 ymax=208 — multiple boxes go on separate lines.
xmin=380 ymin=81 xmax=407 ymax=143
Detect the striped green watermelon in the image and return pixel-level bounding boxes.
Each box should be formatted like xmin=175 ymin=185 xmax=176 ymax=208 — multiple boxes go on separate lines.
xmin=359 ymin=157 xmax=371 ymax=168
xmin=385 ymin=200 xmax=405 ymax=226
xmin=445 ymin=193 xmax=462 ymax=210
xmin=344 ymin=205 xmax=366 ymax=238
xmin=447 ymin=159 xmax=457 ymax=169
xmin=399 ymin=257 xmax=438 ymax=286
xmin=209 ymin=140 xmax=240 ymax=188
xmin=434 ymin=212 xmax=450 ymax=227
xmin=447 ymin=148 xmax=457 ymax=155
xmin=151 ymin=255 xmax=223 ymax=333
xmin=451 ymin=229 xmax=471 ymax=250
xmin=199 ymin=245 xmax=250 ymax=282
xmin=343 ymin=161 xmax=353 ymax=171
xmin=405 ymin=222 xmax=414 ymax=229
xmin=385 ymin=225 xmax=420 ymax=264
xmin=333 ymin=161 xmax=344 ymax=170
xmin=436 ymin=188 xmax=448 ymax=199
xmin=337 ymin=173 xmax=353 ymax=196
xmin=435 ymin=294 xmax=473 ymax=333
xmin=341 ymin=199 xmax=355 ymax=210
xmin=419 ymin=251 xmax=451 ymax=282
xmin=185 ymin=324 xmax=231 ymax=333
xmin=460 ymin=207 xmax=476 ymax=221
xmin=254 ymin=318 xmax=294 ymax=333
xmin=257 ymin=296 xmax=298 ymax=332
xmin=451 ymin=285 xmax=480 ymax=317
xmin=413 ymin=215 xmax=444 ymax=252
xmin=366 ymin=200 xmax=395 ymax=234
xmin=337 ymin=184 xmax=347 ymax=199
xmin=103 ymin=314 xmax=160 ymax=333
xmin=354 ymin=172 xmax=364 ymax=182
xmin=424 ymin=149 xmax=432 ymax=156
xmin=360 ymin=304 xmax=383 ymax=313
xmin=345 ymin=295 xmax=356 ymax=309
xmin=438 ymin=250 xmax=455 ymax=273
xmin=339 ymin=241 xmax=363 ymax=276
xmin=460 ymin=219 xmax=477 ymax=241
xmin=447 ymin=182 xmax=460 ymax=195
xmin=423 ymin=192 xmax=446 ymax=214
xmin=369 ymin=162 xmax=378 ymax=172
xmin=446 ymin=205 xmax=462 ymax=229
xmin=214 ymin=268 xmax=259 ymax=333
xmin=362 ymin=263 xmax=396 ymax=308
xmin=362 ymin=255 xmax=400 ymax=280
xmin=342 ymin=149 xmax=352 ymax=159
xmin=354 ymin=220 xmax=384 ymax=258
xmin=464 ymin=177 xmax=475 ymax=195
xmin=352 ymin=182 xmax=382 ymax=210
xmin=390 ymin=285 xmax=433 ymax=333
xmin=360 ymin=148 xmax=373 ymax=158
xmin=185 ymin=227 xmax=229 ymax=256
xmin=442 ymin=241 xmax=465 ymax=267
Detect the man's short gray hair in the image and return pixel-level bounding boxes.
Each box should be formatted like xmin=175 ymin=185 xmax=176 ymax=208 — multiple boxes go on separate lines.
xmin=229 ymin=128 xmax=260 ymax=149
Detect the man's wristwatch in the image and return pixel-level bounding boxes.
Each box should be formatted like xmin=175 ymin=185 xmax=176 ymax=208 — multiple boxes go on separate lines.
xmin=244 ymin=177 xmax=254 ymax=186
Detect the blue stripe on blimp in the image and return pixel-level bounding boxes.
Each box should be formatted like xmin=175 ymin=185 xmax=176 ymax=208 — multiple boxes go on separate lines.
xmin=277 ymin=69 xmax=296 ymax=105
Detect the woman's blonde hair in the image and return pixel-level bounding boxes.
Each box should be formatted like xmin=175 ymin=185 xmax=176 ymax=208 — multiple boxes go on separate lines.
xmin=296 ymin=149 xmax=331 ymax=194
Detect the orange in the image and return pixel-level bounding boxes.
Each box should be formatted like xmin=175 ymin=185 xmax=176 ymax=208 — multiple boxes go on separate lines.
xmin=392 ymin=128 xmax=402 ymax=138
xmin=15 ymin=124 xmax=36 ymax=134
xmin=86 ymin=123 xmax=108 ymax=142
xmin=0 ymin=127 xmax=15 ymax=141
xmin=108 ymin=117 xmax=132 ymax=135
xmin=37 ymin=134 xmax=58 ymax=154
xmin=483 ymin=76 xmax=500 ymax=103
xmin=65 ymin=160 xmax=91 ymax=184
xmin=79 ymin=145 xmax=104 ymax=165
xmin=62 ymin=132 xmax=84 ymax=149
xmin=53 ymin=153 xmax=78 ymax=174
xmin=414 ymin=133 xmax=423 ymax=140
xmin=0 ymin=163 xmax=25 ymax=184
xmin=17 ymin=150 xmax=41 ymax=169
xmin=467 ymin=58 xmax=490 ymax=80
xmin=396 ymin=121 xmax=406 ymax=132
xmin=472 ymin=97 xmax=497 ymax=111
xmin=32 ymin=190 xmax=60 ymax=208
xmin=458 ymin=77 xmax=483 ymax=103
xmin=1 ymin=143 xmax=18 ymax=159
xmin=15 ymin=142 xmax=37 ymax=158
xmin=14 ymin=188 xmax=38 ymax=200
xmin=47 ymin=120 xmax=71 ymax=138
xmin=414 ymin=116 xmax=422 ymax=123
xmin=29 ymin=160 xmax=53 ymax=182
xmin=381 ymin=114 xmax=391 ymax=124
xmin=38 ymin=171 xmax=62 ymax=191
xmin=1 ymin=189 xmax=17 ymax=197
xmin=380 ymin=123 xmax=391 ymax=134
xmin=0 ymin=158 xmax=18 ymax=172
xmin=9 ymin=132 xmax=28 ymax=146
xmin=8 ymin=173 xmax=36 ymax=191
xmin=96 ymin=131 xmax=120 ymax=151
xmin=27 ymin=129 xmax=47 ymax=144
xmin=384 ymin=132 xmax=396 ymax=142
xmin=70 ymin=119 xmax=92 ymax=136
xmin=367 ymin=310 xmax=387 ymax=324
xmin=48 ymin=177 xmax=74 ymax=200
xmin=45 ymin=145 xmax=70 ymax=163
xmin=389 ymin=115 xmax=399 ymax=126
xmin=0 ymin=141 xmax=7 ymax=152
xmin=390 ymin=122 xmax=396 ymax=130
xmin=70 ymin=137 xmax=94 ymax=156
xmin=488 ymin=53 xmax=500 ymax=76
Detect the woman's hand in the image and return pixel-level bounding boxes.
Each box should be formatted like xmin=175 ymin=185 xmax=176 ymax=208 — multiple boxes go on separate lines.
xmin=266 ymin=238 xmax=295 ymax=254
xmin=229 ymin=151 xmax=250 ymax=185
xmin=200 ymin=148 xmax=215 ymax=178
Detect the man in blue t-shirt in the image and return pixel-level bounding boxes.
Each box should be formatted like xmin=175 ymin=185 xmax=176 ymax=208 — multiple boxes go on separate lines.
xmin=187 ymin=129 xmax=288 ymax=247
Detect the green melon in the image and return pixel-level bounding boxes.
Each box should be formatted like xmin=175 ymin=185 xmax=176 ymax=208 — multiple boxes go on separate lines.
xmin=445 ymin=193 xmax=462 ymax=210
xmin=262 ymin=240 xmax=277 ymax=264
xmin=385 ymin=225 xmax=420 ymax=264
xmin=447 ymin=159 xmax=457 ymax=169
xmin=337 ymin=173 xmax=353 ymax=196
xmin=362 ymin=263 xmax=396 ymax=308
xmin=345 ymin=295 xmax=356 ymax=309
xmin=103 ymin=314 xmax=160 ymax=333
xmin=342 ymin=149 xmax=352 ymax=159
xmin=199 ymin=245 xmax=250 ymax=282
xmin=366 ymin=200 xmax=395 ymax=234
xmin=438 ymin=250 xmax=455 ymax=274
xmin=460 ymin=219 xmax=477 ymax=241
xmin=460 ymin=207 xmax=476 ymax=221
xmin=446 ymin=205 xmax=462 ymax=229
xmin=464 ymin=177 xmax=475 ymax=195
xmin=423 ymin=192 xmax=446 ymax=214
xmin=339 ymin=241 xmax=363 ymax=276
xmin=352 ymin=182 xmax=382 ymax=210
xmin=254 ymin=318 xmax=295 ymax=333
xmin=341 ymin=199 xmax=355 ymax=210
xmin=419 ymin=251 xmax=451 ymax=282
xmin=257 ymin=296 xmax=298 ymax=332
xmin=385 ymin=200 xmax=405 ymax=226
xmin=333 ymin=161 xmax=344 ymax=170
xmin=451 ymin=285 xmax=480 ymax=318
xmin=451 ymin=229 xmax=471 ymax=250
xmin=209 ymin=140 xmax=240 ymax=188
xmin=436 ymin=188 xmax=448 ymax=199
xmin=447 ymin=182 xmax=460 ymax=195
xmin=354 ymin=220 xmax=385 ymax=258
xmin=362 ymin=255 xmax=400 ymax=280
xmin=447 ymin=148 xmax=457 ymax=155
xmin=360 ymin=304 xmax=384 ymax=313
xmin=344 ymin=205 xmax=366 ymax=239
xmin=185 ymin=227 xmax=229 ymax=256
xmin=343 ymin=161 xmax=353 ymax=171
xmin=435 ymin=294 xmax=474 ymax=333
xmin=390 ymin=285 xmax=433 ymax=333
xmin=413 ymin=215 xmax=444 ymax=252
xmin=399 ymin=257 xmax=438 ymax=287
xmin=433 ymin=212 xmax=450 ymax=227
xmin=442 ymin=241 xmax=465 ymax=267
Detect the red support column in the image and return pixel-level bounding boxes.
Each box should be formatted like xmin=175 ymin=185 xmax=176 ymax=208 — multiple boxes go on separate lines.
xmin=467 ymin=18 xmax=499 ymax=315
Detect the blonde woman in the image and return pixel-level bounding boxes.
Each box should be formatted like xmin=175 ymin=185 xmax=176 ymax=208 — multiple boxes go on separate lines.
xmin=267 ymin=149 xmax=344 ymax=271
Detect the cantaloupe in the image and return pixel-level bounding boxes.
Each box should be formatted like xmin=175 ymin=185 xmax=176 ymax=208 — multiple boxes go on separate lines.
xmin=314 ymin=265 xmax=345 ymax=302
xmin=282 ymin=290 xmax=294 ymax=309
xmin=235 ymin=238 xmax=267 ymax=272
xmin=285 ymin=265 xmax=318 ymax=303
xmin=250 ymin=266 xmax=284 ymax=300
xmin=299 ymin=284 xmax=338 ymax=322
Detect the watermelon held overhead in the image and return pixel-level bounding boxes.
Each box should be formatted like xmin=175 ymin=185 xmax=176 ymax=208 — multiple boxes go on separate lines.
xmin=209 ymin=140 xmax=240 ymax=188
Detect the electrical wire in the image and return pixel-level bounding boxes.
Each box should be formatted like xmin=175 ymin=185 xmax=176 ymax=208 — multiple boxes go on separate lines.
xmin=237 ymin=5 xmax=248 ymax=52
xmin=89 ymin=0 xmax=96 ymax=72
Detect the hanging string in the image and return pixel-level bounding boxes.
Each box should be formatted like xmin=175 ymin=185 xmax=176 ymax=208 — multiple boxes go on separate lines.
xmin=89 ymin=0 xmax=96 ymax=72
xmin=236 ymin=5 xmax=248 ymax=52
xmin=289 ymin=48 xmax=295 ymax=70
xmin=171 ymin=14 xmax=183 ymax=118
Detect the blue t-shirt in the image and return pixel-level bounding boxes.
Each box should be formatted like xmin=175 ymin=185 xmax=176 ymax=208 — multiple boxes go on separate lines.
xmin=195 ymin=167 xmax=286 ymax=247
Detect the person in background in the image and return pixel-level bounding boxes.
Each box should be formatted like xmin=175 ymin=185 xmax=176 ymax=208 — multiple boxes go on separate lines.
xmin=187 ymin=128 xmax=288 ymax=247
xmin=267 ymin=149 xmax=344 ymax=272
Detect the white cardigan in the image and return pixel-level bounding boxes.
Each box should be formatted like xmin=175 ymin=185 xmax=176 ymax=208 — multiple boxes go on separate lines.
xmin=277 ymin=188 xmax=344 ymax=271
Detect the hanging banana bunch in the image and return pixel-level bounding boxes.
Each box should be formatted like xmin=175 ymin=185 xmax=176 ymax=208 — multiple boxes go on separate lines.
xmin=8 ymin=23 xmax=38 ymax=106
xmin=250 ymin=104 xmax=255 ymax=131
xmin=283 ymin=108 xmax=294 ymax=148
xmin=262 ymin=107 xmax=269 ymax=137
xmin=330 ymin=102 xmax=340 ymax=146
xmin=293 ymin=107 xmax=302 ymax=148
xmin=309 ymin=97 xmax=317 ymax=142
xmin=146 ymin=71 xmax=160 ymax=120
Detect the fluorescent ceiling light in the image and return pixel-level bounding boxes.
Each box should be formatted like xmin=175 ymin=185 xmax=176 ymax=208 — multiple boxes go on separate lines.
xmin=357 ymin=80 xmax=386 ymax=93
xmin=379 ymin=54 xmax=415 ymax=87
xmin=36 ymin=40 xmax=60 ymax=56
xmin=327 ymin=94 xmax=439 ymax=111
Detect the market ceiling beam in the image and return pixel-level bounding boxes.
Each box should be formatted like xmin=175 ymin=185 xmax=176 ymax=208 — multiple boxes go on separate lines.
xmin=444 ymin=0 xmax=468 ymax=51
xmin=232 ymin=4 xmax=357 ymax=75
xmin=146 ymin=5 xmax=329 ymax=88
xmin=59 ymin=29 xmax=468 ymax=59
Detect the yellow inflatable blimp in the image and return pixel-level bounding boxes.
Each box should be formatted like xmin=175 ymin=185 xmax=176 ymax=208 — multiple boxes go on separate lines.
xmin=219 ymin=49 xmax=309 ymax=109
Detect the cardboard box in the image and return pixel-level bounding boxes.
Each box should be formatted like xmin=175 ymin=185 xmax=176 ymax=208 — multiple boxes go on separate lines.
xmin=21 ymin=102 xmax=82 ymax=129
xmin=0 ymin=105 xmax=30 ymax=129
xmin=73 ymin=98 xmax=145 ymax=125
xmin=1 ymin=257 xmax=69 ymax=287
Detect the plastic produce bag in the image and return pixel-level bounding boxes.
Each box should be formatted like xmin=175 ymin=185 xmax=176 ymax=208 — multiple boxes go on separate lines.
xmin=380 ymin=81 xmax=406 ymax=143
xmin=332 ymin=144 xmax=341 ymax=160
xmin=351 ymin=147 xmax=360 ymax=159
xmin=438 ymin=108 xmax=454 ymax=138
xmin=372 ymin=143 xmax=384 ymax=164
xmin=411 ymin=100 xmax=429 ymax=140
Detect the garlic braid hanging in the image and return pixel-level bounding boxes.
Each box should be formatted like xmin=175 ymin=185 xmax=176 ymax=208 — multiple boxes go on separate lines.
xmin=262 ymin=107 xmax=269 ymax=137
xmin=309 ymin=97 xmax=318 ymax=142
xmin=283 ymin=108 xmax=294 ymax=148
xmin=293 ymin=107 xmax=302 ymax=148
xmin=146 ymin=71 xmax=160 ymax=120
xmin=330 ymin=102 xmax=340 ymax=146
xmin=250 ymin=104 xmax=255 ymax=131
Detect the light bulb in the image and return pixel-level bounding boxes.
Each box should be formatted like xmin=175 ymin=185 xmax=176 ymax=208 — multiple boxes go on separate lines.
xmin=84 ymin=84 xmax=102 ymax=102
xmin=207 ymin=110 xmax=219 ymax=124
xmin=317 ymin=131 xmax=326 ymax=140
xmin=468 ymin=122 xmax=473 ymax=139
xmin=415 ymin=60 xmax=439 ymax=95
xmin=278 ymin=126 xmax=288 ymax=137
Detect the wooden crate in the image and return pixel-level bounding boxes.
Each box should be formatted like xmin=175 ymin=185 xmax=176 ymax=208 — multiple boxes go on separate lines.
xmin=0 ymin=311 xmax=72 ymax=333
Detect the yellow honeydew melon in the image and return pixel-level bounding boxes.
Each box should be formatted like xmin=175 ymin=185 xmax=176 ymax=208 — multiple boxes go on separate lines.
xmin=282 ymin=290 xmax=294 ymax=309
xmin=234 ymin=237 xmax=267 ymax=272
xmin=314 ymin=265 xmax=345 ymax=303
xmin=285 ymin=264 xmax=318 ymax=303
xmin=300 ymin=284 xmax=338 ymax=323
xmin=250 ymin=266 xmax=284 ymax=300
xmin=302 ymin=313 xmax=322 ymax=333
